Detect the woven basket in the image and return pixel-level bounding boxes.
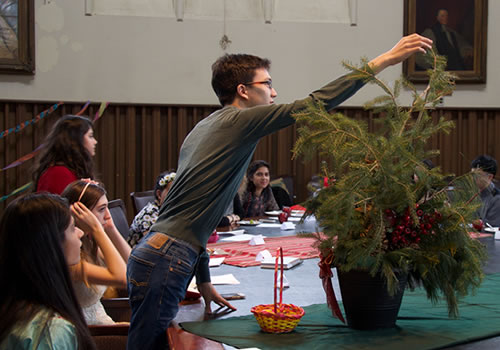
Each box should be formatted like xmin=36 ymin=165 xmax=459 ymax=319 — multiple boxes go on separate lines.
xmin=251 ymin=247 xmax=305 ymax=333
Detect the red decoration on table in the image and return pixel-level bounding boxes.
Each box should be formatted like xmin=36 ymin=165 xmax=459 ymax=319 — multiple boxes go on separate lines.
xmin=207 ymin=230 xmax=219 ymax=243
xmin=207 ymin=235 xmax=319 ymax=267
xmin=472 ymin=219 xmax=484 ymax=232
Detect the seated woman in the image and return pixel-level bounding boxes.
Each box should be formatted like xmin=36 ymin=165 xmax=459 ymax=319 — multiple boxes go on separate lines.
xmin=34 ymin=115 xmax=97 ymax=195
xmin=239 ymin=160 xmax=279 ymax=218
xmin=62 ymin=180 xmax=130 ymax=325
xmin=0 ymin=193 xmax=95 ymax=350
xmin=128 ymin=171 xmax=176 ymax=248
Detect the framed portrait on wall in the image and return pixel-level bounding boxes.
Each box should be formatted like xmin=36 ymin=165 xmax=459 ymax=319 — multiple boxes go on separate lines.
xmin=0 ymin=0 xmax=35 ymax=74
xmin=403 ymin=0 xmax=487 ymax=84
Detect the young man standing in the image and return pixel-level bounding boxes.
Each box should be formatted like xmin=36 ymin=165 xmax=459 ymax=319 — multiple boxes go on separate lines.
xmin=126 ymin=34 xmax=432 ymax=350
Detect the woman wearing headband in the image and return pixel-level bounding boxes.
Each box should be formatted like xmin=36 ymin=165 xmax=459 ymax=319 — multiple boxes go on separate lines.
xmin=0 ymin=193 xmax=95 ymax=350
xmin=62 ymin=180 xmax=129 ymax=325
xmin=34 ymin=115 xmax=97 ymax=195
xmin=128 ymin=171 xmax=176 ymax=248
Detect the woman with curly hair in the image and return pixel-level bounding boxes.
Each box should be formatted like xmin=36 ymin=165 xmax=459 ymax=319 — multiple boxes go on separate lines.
xmin=34 ymin=115 xmax=97 ymax=194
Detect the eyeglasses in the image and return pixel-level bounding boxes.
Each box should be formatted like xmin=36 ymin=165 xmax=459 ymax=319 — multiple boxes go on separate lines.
xmin=243 ymin=80 xmax=273 ymax=89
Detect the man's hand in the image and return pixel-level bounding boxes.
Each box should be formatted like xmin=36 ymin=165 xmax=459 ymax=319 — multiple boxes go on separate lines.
xmin=197 ymin=282 xmax=237 ymax=314
xmin=369 ymin=34 xmax=433 ymax=74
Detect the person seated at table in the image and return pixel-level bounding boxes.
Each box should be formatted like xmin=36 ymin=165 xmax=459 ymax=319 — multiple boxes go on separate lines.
xmin=33 ymin=115 xmax=97 ymax=195
xmin=471 ymin=155 xmax=500 ymax=227
xmin=0 ymin=193 xmax=95 ymax=350
xmin=240 ymin=160 xmax=279 ymax=217
xmin=128 ymin=171 xmax=176 ymax=248
xmin=61 ymin=180 xmax=129 ymax=325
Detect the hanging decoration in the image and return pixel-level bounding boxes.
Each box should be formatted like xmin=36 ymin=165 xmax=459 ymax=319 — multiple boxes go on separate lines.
xmin=0 ymin=182 xmax=33 ymax=203
xmin=1 ymin=144 xmax=45 ymax=172
xmin=219 ymin=0 xmax=231 ymax=50
xmin=0 ymin=102 xmax=63 ymax=140
xmin=76 ymin=100 xmax=91 ymax=116
xmin=94 ymin=101 xmax=110 ymax=121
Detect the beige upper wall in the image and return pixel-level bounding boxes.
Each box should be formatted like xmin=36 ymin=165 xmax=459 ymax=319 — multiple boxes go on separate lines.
xmin=0 ymin=0 xmax=497 ymax=107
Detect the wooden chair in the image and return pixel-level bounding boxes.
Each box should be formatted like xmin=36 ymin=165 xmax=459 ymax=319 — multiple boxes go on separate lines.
xmin=89 ymin=324 xmax=129 ymax=350
xmin=130 ymin=190 xmax=155 ymax=214
xmin=108 ymin=199 xmax=129 ymax=240
xmin=101 ymin=297 xmax=131 ymax=322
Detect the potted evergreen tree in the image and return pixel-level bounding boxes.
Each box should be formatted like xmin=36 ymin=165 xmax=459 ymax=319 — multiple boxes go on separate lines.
xmin=292 ymin=51 xmax=487 ymax=329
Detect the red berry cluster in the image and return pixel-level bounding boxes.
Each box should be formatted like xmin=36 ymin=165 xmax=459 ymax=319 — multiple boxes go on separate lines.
xmin=385 ymin=205 xmax=443 ymax=249
xmin=279 ymin=207 xmax=292 ymax=223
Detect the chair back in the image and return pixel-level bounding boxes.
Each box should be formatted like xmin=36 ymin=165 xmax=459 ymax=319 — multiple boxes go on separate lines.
xmin=270 ymin=176 xmax=294 ymax=207
xmin=108 ymin=199 xmax=129 ymax=240
xmin=89 ymin=324 xmax=129 ymax=350
xmin=130 ymin=190 xmax=155 ymax=214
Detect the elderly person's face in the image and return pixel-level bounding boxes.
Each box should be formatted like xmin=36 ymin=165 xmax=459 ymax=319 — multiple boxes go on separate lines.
xmin=437 ymin=10 xmax=448 ymax=25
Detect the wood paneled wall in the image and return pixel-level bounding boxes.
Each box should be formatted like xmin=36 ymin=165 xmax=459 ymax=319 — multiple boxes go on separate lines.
xmin=2 ymin=101 xmax=500 ymax=221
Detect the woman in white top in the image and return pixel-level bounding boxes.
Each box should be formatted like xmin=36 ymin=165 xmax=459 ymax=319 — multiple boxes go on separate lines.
xmin=0 ymin=193 xmax=95 ymax=350
xmin=62 ymin=179 xmax=130 ymax=325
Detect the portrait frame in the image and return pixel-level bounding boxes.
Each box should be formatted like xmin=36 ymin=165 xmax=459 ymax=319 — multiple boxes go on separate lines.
xmin=0 ymin=0 xmax=35 ymax=74
xmin=403 ymin=0 xmax=487 ymax=84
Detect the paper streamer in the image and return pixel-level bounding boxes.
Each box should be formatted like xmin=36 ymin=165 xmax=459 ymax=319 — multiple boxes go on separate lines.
xmin=0 ymin=182 xmax=33 ymax=203
xmin=0 ymin=102 xmax=63 ymax=139
xmin=76 ymin=100 xmax=91 ymax=116
xmin=94 ymin=102 xmax=110 ymax=121
xmin=1 ymin=144 xmax=45 ymax=172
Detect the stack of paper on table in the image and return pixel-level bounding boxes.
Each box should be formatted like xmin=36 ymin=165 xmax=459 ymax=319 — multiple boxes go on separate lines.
xmin=189 ymin=274 xmax=240 ymax=292
xmin=220 ymin=234 xmax=267 ymax=242
xmin=209 ymin=257 xmax=225 ymax=267
xmin=216 ymin=229 xmax=245 ymax=236
xmin=260 ymin=256 xmax=302 ymax=269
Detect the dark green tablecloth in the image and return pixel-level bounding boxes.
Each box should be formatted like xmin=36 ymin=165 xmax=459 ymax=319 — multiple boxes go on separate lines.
xmin=181 ymin=274 xmax=500 ymax=350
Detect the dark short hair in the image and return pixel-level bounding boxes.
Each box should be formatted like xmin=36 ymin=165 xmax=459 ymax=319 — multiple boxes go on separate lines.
xmin=422 ymin=159 xmax=435 ymax=170
xmin=211 ymin=54 xmax=271 ymax=106
xmin=471 ymin=155 xmax=497 ymax=176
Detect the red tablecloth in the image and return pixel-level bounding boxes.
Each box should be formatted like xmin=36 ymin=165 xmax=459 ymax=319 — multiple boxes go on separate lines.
xmin=207 ymin=235 xmax=319 ymax=267
xmin=208 ymin=232 xmax=490 ymax=268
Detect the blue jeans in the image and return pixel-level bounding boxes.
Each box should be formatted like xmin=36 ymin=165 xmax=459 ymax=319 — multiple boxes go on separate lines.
xmin=126 ymin=232 xmax=200 ymax=350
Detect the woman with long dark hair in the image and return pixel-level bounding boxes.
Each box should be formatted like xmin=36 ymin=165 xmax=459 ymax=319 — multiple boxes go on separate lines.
xmin=0 ymin=193 xmax=95 ymax=349
xmin=62 ymin=180 xmax=129 ymax=325
xmin=239 ymin=160 xmax=279 ymax=217
xmin=34 ymin=115 xmax=97 ymax=194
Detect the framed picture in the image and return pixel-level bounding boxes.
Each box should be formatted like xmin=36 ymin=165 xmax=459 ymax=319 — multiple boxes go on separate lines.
xmin=0 ymin=0 xmax=35 ymax=74
xmin=403 ymin=0 xmax=487 ymax=84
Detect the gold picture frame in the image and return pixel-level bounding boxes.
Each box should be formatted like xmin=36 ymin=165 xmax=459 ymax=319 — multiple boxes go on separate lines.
xmin=403 ymin=0 xmax=487 ymax=84
xmin=0 ymin=0 xmax=35 ymax=74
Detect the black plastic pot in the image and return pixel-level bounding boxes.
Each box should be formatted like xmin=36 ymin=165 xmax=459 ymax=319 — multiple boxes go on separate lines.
xmin=337 ymin=269 xmax=407 ymax=330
